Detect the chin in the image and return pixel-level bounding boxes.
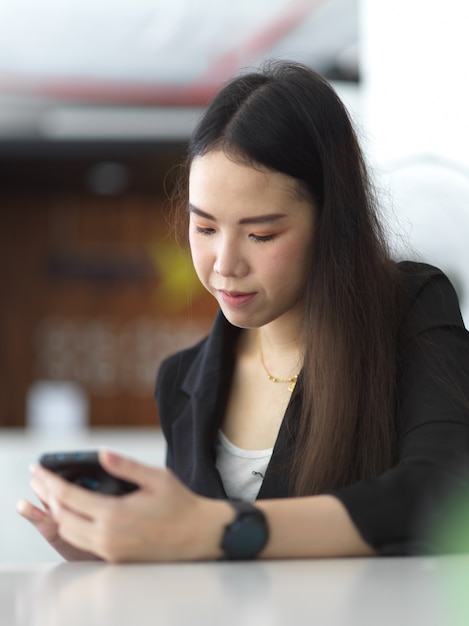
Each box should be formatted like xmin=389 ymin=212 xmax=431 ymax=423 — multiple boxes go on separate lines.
xmin=221 ymin=314 xmax=252 ymax=329
xmin=220 ymin=308 xmax=267 ymax=330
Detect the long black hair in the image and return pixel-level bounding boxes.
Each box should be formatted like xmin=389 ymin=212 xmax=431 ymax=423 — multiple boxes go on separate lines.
xmin=178 ymin=61 xmax=401 ymax=495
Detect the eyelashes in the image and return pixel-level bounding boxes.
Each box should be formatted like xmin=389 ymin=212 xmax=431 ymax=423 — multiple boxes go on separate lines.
xmin=194 ymin=226 xmax=215 ymax=236
xmin=193 ymin=225 xmax=278 ymax=243
xmin=249 ymin=234 xmax=278 ymax=243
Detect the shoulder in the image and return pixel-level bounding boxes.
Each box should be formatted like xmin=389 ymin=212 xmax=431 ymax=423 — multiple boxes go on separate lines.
xmin=397 ymin=261 xmax=465 ymax=333
xmin=156 ymin=335 xmax=209 ymax=396
xmin=155 ymin=312 xmax=240 ymax=445
xmin=155 ymin=310 xmax=240 ymax=408
xmin=154 ymin=335 xmax=210 ymax=443
xmin=398 ymin=260 xmax=456 ymax=293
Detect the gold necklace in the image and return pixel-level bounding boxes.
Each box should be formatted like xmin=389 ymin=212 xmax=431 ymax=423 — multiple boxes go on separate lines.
xmin=258 ymin=331 xmax=299 ymax=393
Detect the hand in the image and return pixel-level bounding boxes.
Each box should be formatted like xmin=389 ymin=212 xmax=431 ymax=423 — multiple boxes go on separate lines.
xmin=19 ymin=450 xmax=233 ymax=563
xmin=16 ymin=497 xmax=100 ymax=562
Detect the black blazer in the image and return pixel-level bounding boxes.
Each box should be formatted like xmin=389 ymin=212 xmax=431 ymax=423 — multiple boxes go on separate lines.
xmin=155 ymin=263 xmax=469 ymax=555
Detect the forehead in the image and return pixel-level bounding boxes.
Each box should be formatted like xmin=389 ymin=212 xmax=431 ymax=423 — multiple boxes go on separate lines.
xmin=189 ymin=151 xmax=306 ymax=208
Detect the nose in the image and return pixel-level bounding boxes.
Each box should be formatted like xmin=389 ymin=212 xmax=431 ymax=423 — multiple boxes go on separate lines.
xmin=213 ymin=236 xmax=248 ymax=277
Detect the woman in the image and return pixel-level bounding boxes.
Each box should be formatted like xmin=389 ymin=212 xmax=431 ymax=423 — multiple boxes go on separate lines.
xmin=18 ymin=61 xmax=469 ymax=562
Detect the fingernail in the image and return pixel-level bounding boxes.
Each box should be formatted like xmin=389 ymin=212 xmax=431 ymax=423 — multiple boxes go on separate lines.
xmin=29 ymin=464 xmax=44 ymax=477
xmin=16 ymin=499 xmax=28 ymax=514
xmin=103 ymin=450 xmax=120 ymax=466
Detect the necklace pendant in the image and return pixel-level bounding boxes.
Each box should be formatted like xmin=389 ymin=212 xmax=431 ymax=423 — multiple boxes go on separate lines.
xmin=258 ymin=330 xmax=300 ymax=393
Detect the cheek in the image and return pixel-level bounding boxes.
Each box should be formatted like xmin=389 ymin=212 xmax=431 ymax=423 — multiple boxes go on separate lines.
xmin=270 ymin=236 xmax=311 ymax=274
xmin=189 ymin=237 xmax=211 ymax=280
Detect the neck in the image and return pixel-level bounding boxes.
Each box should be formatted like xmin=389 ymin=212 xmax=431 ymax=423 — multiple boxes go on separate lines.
xmin=256 ymin=322 xmax=303 ymax=387
xmin=257 ymin=313 xmax=303 ymax=356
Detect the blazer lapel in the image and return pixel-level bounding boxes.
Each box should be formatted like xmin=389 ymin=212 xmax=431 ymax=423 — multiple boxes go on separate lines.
xmin=256 ymin=381 xmax=302 ymax=499
xmin=169 ymin=312 xmax=239 ymax=498
xmin=167 ymin=311 xmax=300 ymax=501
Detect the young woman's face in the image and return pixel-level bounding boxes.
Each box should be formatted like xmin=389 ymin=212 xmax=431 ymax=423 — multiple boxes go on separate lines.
xmin=188 ymin=150 xmax=315 ymax=330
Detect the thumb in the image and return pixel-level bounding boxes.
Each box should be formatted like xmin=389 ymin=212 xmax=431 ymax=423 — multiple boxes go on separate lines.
xmin=98 ymin=449 xmax=162 ymax=490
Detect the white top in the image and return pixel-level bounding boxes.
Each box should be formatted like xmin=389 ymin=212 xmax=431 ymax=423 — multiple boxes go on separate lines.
xmin=214 ymin=430 xmax=273 ymax=501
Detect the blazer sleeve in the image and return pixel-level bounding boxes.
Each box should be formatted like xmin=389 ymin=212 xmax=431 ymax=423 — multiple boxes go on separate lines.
xmin=330 ymin=265 xmax=469 ymax=555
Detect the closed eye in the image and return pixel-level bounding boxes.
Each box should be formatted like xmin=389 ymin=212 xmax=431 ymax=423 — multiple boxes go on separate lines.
xmin=194 ymin=224 xmax=278 ymax=242
xmin=194 ymin=225 xmax=215 ymax=236
xmin=249 ymin=233 xmax=278 ymax=243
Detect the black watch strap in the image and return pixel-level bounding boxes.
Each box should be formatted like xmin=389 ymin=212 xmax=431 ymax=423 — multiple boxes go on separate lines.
xmin=221 ymin=500 xmax=269 ymax=560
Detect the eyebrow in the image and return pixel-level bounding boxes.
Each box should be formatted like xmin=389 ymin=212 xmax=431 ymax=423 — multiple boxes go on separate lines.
xmin=187 ymin=204 xmax=287 ymax=225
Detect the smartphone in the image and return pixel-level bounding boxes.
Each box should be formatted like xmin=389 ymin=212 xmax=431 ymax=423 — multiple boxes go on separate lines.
xmin=39 ymin=450 xmax=139 ymax=495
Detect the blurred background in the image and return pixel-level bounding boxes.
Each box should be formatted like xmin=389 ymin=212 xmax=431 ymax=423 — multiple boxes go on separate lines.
xmin=1 ymin=0 xmax=469 ymax=561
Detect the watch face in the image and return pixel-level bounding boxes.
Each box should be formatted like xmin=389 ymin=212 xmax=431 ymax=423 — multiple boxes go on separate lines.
xmin=223 ymin=513 xmax=268 ymax=559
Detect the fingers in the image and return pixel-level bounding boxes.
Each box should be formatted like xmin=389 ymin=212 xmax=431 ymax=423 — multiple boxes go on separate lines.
xmin=29 ymin=469 xmax=51 ymax=511
xmin=48 ymin=498 xmax=97 ymax=554
xmin=17 ymin=498 xmax=101 ymax=561
xmin=30 ymin=465 xmax=98 ymax=521
xmin=16 ymin=498 xmax=62 ymax=544
xmin=45 ymin=487 xmax=135 ymax=562
xmin=24 ymin=469 xmax=110 ymax=559
xmin=21 ymin=452 xmax=181 ymax=562
xmin=16 ymin=498 xmax=47 ymax=523
xmin=98 ymin=449 xmax=164 ymax=491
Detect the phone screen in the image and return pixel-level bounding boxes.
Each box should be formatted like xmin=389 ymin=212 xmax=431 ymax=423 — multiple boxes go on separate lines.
xmin=39 ymin=451 xmax=139 ymax=495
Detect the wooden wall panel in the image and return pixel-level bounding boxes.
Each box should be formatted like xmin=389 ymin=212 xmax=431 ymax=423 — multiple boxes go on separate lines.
xmin=0 ymin=191 xmax=217 ymax=428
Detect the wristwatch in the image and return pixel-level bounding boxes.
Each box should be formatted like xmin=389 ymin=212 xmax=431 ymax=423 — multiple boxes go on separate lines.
xmin=221 ymin=500 xmax=269 ymax=560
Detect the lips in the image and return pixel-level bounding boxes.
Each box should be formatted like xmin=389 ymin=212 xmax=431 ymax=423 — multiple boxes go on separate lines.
xmin=217 ymin=290 xmax=257 ymax=308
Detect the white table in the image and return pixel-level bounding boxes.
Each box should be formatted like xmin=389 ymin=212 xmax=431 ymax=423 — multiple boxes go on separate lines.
xmin=2 ymin=556 xmax=469 ymax=626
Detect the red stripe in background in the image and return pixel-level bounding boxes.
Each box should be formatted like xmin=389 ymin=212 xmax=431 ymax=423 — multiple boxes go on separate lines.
xmin=194 ymin=0 xmax=324 ymax=85
xmin=0 ymin=0 xmax=323 ymax=105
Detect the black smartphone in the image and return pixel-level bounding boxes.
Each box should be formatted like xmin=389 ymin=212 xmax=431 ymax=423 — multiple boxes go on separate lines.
xmin=39 ymin=450 xmax=139 ymax=495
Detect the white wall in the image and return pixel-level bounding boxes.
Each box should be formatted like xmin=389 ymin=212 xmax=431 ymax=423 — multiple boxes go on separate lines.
xmin=361 ymin=0 xmax=469 ymax=165
xmin=360 ymin=0 xmax=469 ymax=325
